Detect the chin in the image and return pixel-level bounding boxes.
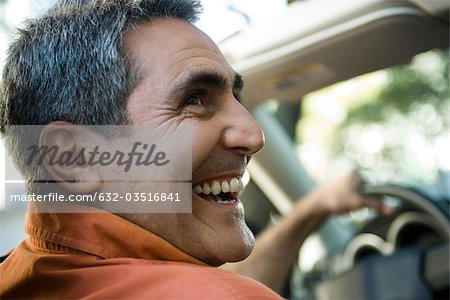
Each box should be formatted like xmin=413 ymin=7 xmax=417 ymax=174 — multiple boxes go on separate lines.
xmin=208 ymin=225 xmax=256 ymax=266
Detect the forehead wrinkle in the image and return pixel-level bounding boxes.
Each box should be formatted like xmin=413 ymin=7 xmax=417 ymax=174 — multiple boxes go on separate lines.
xmin=171 ymin=46 xmax=224 ymax=61
xmin=166 ymin=52 xmax=229 ymax=80
xmin=166 ymin=44 xmax=231 ymax=76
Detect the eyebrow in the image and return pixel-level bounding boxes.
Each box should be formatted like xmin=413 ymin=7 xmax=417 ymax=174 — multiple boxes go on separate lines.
xmin=171 ymin=70 xmax=244 ymax=96
xmin=233 ymin=73 xmax=243 ymax=93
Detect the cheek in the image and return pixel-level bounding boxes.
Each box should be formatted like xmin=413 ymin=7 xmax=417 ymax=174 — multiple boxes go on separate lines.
xmin=191 ymin=121 xmax=222 ymax=168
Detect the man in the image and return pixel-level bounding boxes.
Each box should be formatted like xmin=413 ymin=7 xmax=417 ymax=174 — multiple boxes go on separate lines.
xmin=0 ymin=0 xmax=387 ymax=298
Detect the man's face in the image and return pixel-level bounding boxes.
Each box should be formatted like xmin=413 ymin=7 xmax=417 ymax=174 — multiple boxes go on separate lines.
xmin=122 ymin=18 xmax=264 ymax=266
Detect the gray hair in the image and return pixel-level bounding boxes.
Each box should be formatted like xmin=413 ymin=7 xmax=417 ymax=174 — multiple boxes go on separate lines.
xmin=0 ymin=0 xmax=202 ymax=193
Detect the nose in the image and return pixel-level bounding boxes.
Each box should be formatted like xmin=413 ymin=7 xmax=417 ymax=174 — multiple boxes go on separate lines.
xmin=220 ymin=100 xmax=265 ymax=156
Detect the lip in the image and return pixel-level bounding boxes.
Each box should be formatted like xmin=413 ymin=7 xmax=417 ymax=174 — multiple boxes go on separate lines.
xmin=192 ymin=192 xmax=243 ymax=209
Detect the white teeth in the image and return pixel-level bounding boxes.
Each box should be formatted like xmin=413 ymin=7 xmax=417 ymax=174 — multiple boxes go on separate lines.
xmin=203 ymin=182 xmax=211 ymax=195
xmin=211 ymin=181 xmax=221 ymax=195
xmin=230 ymin=178 xmax=240 ymax=193
xmin=193 ymin=177 xmax=243 ymax=195
xmin=221 ymin=181 xmax=230 ymax=193
xmin=194 ymin=185 xmax=203 ymax=194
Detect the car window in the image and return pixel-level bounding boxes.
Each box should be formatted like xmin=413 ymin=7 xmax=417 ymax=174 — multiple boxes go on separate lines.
xmin=295 ymin=48 xmax=449 ymax=198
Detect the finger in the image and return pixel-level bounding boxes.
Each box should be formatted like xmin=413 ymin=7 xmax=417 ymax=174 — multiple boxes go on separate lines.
xmin=362 ymin=196 xmax=395 ymax=215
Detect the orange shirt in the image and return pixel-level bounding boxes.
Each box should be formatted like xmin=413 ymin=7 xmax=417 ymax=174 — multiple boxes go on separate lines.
xmin=0 ymin=211 xmax=282 ymax=299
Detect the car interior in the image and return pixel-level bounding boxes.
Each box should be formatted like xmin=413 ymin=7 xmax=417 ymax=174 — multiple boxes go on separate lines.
xmin=218 ymin=0 xmax=450 ymax=299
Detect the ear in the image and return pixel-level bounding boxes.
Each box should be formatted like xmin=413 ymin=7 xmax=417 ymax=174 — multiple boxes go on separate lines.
xmin=39 ymin=121 xmax=102 ymax=193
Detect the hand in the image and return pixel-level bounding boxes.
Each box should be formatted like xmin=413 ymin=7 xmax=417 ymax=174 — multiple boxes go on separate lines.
xmin=303 ymin=171 xmax=392 ymax=217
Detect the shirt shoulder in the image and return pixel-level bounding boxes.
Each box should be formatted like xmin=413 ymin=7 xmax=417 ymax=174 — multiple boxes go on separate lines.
xmin=1 ymin=246 xmax=282 ymax=300
xmin=86 ymin=260 xmax=283 ymax=300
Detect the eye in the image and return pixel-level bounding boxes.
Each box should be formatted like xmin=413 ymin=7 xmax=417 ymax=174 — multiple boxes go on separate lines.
xmin=183 ymin=93 xmax=203 ymax=106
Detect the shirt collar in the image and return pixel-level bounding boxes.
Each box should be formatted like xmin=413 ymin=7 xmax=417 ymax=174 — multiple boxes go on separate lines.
xmin=25 ymin=210 xmax=207 ymax=266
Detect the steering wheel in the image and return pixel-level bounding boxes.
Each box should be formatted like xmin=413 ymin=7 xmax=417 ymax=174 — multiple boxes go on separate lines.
xmin=300 ymin=184 xmax=449 ymax=300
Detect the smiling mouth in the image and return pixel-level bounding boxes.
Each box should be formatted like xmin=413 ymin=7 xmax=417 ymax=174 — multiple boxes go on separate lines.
xmin=193 ymin=176 xmax=243 ymax=204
